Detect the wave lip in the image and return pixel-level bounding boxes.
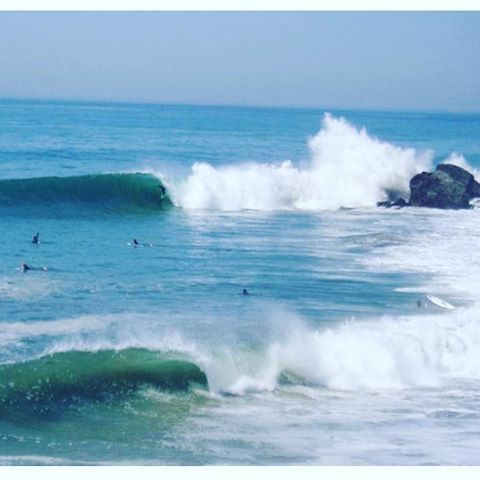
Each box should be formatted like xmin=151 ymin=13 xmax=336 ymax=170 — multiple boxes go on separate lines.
xmin=0 ymin=173 xmax=171 ymax=214
xmin=0 ymin=348 xmax=207 ymax=417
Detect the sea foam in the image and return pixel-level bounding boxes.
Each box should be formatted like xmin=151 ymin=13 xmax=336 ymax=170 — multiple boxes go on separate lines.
xmin=168 ymin=113 xmax=433 ymax=211
xmin=207 ymin=307 xmax=480 ymax=394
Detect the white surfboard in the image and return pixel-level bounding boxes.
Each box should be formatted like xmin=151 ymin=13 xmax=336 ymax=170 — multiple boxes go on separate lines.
xmin=426 ymin=295 xmax=455 ymax=310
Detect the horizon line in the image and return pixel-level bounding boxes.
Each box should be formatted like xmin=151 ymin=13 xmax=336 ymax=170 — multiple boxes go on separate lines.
xmin=1 ymin=95 xmax=480 ymax=116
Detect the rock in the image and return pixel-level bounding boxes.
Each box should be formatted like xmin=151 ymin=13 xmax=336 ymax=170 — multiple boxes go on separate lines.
xmin=377 ymin=198 xmax=407 ymax=208
xmin=409 ymin=163 xmax=480 ymax=209
xmin=394 ymin=198 xmax=408 ymax=208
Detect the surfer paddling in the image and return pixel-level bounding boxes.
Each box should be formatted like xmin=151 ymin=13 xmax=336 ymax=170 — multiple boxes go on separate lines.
xmin=21 ymin=262 xmax=47 ymax=273
xmin=131 ymin=239 xmax=154 ymax=247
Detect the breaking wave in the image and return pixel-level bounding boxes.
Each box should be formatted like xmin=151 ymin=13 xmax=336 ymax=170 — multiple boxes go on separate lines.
xmin=0 ymin=173 xmax=171 ymax=215
xmin=3 ymin=115 xmax=476 ymax=215
xmin=209 ymin=308 xmax=480 ymax=395
xmin=168 ymin=113 xmax=433 ymax=211
xmin=4 ymin=304 xmax=480 ymax=405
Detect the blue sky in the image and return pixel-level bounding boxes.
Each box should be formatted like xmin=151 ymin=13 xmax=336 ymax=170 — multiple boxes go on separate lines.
xmin=0 ymin=12 xmax=478 ymax=111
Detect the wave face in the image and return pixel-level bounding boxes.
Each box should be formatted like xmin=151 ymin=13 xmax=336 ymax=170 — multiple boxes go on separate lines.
xmin=169 ymin=113 xmax=433 ymax=211
xmin=0 ymin=173 xmax=171 ymax=214
xmin=0 ymin=348 xmax=207 ymax=417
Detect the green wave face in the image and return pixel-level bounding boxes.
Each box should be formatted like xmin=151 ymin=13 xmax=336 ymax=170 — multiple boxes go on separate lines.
xmin=0 ymin=348 xmax=207 ymax=418
xmin=0 ymin=173 xmax=172 ymax=214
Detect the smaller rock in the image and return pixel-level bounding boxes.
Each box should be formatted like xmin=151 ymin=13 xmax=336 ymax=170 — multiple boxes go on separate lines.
xmin=377 ymin=198 xmax=407 ymax=208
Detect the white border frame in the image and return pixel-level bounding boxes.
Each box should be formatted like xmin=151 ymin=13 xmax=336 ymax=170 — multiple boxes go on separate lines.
xmin=0 ymin=1 xmax=480 ymax=11
xmin=1 ymin=4 xmax=480 ymax=478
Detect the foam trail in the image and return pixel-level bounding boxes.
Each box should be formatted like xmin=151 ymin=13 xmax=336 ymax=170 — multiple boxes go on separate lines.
xmin=0 ymin=276 xmax=58 ymax=301
xmin=361 ymin=209 xmax=480 ymax=300
xmin=168 ymin=113 xmax=433 ymax=211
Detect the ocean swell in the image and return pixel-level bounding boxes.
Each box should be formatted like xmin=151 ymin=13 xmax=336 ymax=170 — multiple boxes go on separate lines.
xmin=0 ymin=173 xmax=171 ymax=214
xmin=0 ymin=348 xmax=207 ymax=417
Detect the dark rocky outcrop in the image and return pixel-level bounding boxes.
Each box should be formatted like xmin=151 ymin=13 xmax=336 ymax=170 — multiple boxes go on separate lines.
xmin=377 ymin=198 xmax=407 ymax=208
xmin=409 ymin=163 xmax=480 ymax=209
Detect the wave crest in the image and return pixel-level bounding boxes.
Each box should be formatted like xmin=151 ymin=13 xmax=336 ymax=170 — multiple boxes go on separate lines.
xmin=169 ymin=113 xmax=433 ymax=211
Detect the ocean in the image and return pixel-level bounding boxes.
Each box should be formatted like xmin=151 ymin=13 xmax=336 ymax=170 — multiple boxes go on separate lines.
xmin=0 ymin=99 xmax=480 ymax=465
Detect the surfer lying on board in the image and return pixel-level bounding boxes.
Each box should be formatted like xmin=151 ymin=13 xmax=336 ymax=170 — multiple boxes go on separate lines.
xmin=131 ymin=239 xmax=155 ymax=247
xmin=21 ymin=263 xmax=47 ymax=273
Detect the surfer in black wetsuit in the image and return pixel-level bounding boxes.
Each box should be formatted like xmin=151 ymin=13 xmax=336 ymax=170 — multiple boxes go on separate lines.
xmin=133 ymin=239 xmax=140 ymax=246
xmin=21 ymin=262 xmax=47 ymax=272
xmin=159 ymin=185 xmax=166 ymax=198
xmin=32 ymin=232 xmax=39 ymax=244
xmin=242 ymin=288 xmax=249 ymax=296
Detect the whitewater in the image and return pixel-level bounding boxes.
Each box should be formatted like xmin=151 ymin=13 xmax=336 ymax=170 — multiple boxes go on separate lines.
xmin=1 ymin=99 xmax=480 ymax=465
xmin=167 ymin=113 xmax=436 ymax=211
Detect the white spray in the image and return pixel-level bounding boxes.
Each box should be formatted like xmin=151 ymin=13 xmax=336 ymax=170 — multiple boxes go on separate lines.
xmin=168 ymin=113 xmax=433 ymax=211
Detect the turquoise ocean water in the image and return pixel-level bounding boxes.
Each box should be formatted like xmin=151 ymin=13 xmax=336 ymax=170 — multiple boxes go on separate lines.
xmin=1 ymin=99 xmax=480 ymax=465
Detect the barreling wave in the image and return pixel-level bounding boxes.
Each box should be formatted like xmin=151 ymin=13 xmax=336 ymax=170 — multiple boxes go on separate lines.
xmin=0 ymin=173 xmax=171 ymax=215
xmin=0 ymin=348 xmax=207 ymax=417
xmin=167 ymin=113 xmax=435 ymax=211
xmin=2 ymin=304 xmax=480 ymax=410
